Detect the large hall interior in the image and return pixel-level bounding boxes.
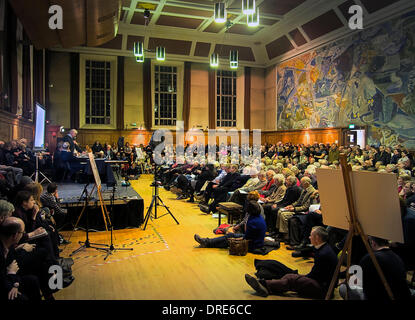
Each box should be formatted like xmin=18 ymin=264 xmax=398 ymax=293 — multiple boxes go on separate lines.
xmin=0 ymin=0 xmax=415 ymax=302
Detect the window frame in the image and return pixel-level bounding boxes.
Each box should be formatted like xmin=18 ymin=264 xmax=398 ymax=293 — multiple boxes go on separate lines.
xmin=79 ymin=54 xmax=117 ymax=129
xmin=216 ymin=69 xmax=238 ymax=128
xmin=151 ymin=60 xmax=184 ymax=130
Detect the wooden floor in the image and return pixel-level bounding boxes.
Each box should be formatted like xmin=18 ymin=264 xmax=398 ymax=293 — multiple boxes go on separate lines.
xmin=56 ymin=174 xmax=339 ymax=300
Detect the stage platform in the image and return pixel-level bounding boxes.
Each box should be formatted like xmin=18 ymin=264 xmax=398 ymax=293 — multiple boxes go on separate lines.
xmin=58 ymin=178 xmax=144 ymax=230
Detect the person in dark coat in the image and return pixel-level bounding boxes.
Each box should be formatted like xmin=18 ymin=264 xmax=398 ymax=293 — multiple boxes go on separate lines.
xmin=207 ymin=164 xmax=241 ymax=214
xmin=91 ymin=141 xmax=103 ymax=154
xmin=245 ymin=226 xmax=338 ymax=299
xmin=360 ymin=237 xmax=411 ymax=300
xmin=0 ymin=217 xmax=41 ymax=301
xmin=62 ymin=129 xmax=82 ymax=154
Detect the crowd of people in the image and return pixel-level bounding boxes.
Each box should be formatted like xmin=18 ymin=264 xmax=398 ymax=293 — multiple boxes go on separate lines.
xmin=159 ymin=141 xmax=415 ymax=300
xmin=1 ymin=131 xmax=415 ymax=300
xmin=0 ymin=179 xmax=74 ymax=300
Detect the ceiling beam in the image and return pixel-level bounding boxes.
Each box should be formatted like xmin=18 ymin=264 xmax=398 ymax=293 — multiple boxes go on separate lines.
xmin=126 ymin=0 xmax=138 ymax=24
xmin=148 ymin=0 xmax=167 ymax=27
xmin=119 ymin=22 xmax=257 ymax=47
xmin=50 ymin=46 xmax=263 ymax=67
xmin=333 ymin=6 xmax=349 ymax=26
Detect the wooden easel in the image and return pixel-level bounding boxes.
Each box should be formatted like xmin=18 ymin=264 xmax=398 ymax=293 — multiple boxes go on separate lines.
xmin=325 ymin=154 xmax=394 ymax=300
xmin=68 ymin=147 xmax=133 ymax=259
xmin=74 ymin=147 xmax=111 ymax=232
xmin=67 ymin=148 xmax=111 ymax=245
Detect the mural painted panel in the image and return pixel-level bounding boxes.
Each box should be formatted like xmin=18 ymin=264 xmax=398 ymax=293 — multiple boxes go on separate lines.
xmin=277 ymin=11 xmax=415 ymax=148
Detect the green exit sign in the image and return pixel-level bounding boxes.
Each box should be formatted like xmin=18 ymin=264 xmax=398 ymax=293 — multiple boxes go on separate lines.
xmin=349 ymin=124 xmax=355 ymax=129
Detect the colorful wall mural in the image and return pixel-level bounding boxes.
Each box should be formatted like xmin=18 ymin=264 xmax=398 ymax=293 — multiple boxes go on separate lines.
xmin=277 ymin=10 xmax=415 ymax=148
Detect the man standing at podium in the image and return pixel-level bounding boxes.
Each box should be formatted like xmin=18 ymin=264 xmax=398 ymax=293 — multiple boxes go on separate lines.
xmin=63 ymin=129 xmax=82 ymax=155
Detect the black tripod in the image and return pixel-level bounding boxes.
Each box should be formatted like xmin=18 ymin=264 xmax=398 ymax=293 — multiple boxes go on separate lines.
xmin=69 ymin=183 xmax=109 ymax=257
xmin=143 ymin=166 xmax=179 ymax=230
xmin=31 ymin=152 xmax=52 ymax=184
xmin=69 ymin=183 xmax=133 ymax=259
xmin=101 ymin=185 xmax=133 ymax=260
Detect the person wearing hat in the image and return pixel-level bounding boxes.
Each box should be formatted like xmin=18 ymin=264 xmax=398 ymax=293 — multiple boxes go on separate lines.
xmin=194 ymin=200 xmax=266 ymax=252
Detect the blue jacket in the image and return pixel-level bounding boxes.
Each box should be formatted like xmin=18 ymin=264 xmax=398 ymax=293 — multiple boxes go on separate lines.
xmin=244 ymin=215 xmax=266 ymax=251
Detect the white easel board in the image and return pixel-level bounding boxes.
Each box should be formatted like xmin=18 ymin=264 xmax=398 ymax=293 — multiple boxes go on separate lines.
xmin=88 ymin=152 xmax=101 ymax=188
xmin=316 ymin=168 xmax=404 ymax=243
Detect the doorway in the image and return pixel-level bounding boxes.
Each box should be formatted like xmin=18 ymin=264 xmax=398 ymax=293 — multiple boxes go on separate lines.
xmin=342 ymin=128 xmax=366 ymax=148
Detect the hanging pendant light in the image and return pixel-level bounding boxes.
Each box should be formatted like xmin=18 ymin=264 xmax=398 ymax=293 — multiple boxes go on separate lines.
xmin=242 ymin=0 xmax=255 ymax=15
xmin=134 ymin=42 xmax=144 ymax=57
xmin=156 ymin=46 xmax=165 ymax=61
xmin=210 ymin=53 xmax=219 ymax=67
xmin=136 ymin=55 xmax=144 ymax=63
xmin=247 ymin=8 xmax=259 ymax=27
xmin=230 ymin=50 xmax=238 ymax=69
xmin=214 ymin=2 xmax=226 ymax=23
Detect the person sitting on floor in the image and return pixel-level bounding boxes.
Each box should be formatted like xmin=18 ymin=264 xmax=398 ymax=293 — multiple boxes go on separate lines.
xmin=228 ymin=191 xmax=265 ymax=234
xmin=244 ymin=226 xmax=338 ymax=299
xmin=194 ymin=199 xmax=266 ymax=252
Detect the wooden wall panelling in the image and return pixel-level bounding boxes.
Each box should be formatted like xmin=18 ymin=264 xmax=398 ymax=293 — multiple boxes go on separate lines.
xmin=0 ymin=111 xmax=34 ymax=142
xmin=50 ymin=128 xmax=346 ymax=152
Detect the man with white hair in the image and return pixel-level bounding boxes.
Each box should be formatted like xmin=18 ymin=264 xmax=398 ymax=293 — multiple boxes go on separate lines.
xmin=63 ymin=129 xmax=82 ymax=154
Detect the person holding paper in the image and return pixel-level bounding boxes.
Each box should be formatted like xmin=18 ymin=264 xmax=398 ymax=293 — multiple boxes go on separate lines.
xmin=12 ymin=191 xmax=58 ymax=263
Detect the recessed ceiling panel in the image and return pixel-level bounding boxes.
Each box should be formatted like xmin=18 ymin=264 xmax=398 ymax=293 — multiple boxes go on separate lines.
xmin=227 ymin=24 xmax=263 ymax=35
xmin=131 ymin=11 xmax=152 ymax=25
xmin=360 ymin=0 xmax=400 ymax=14
xmin=301 ymin=10 xmax=344 ymax=41
xmin=289 ymin=28 xmax=307 ymax=46
xmin=266 ymin=35 xmax=295 ymax=60
xmin=259 ymin=0 xmax=307 ymax=16
xmin=338 ymin=0 xmax=357 ymax=21
xmin=156 ymin=15 xmax=204 ymax=29
xmin=214 ymin=44 xmax=255 ymax=61
xmin=204 ymin=21 xmax=225 ymax=33
xmin=148 ymin=37 xmax=193 ymax=55
xmin=260 ymin=18 xmax=279 ymax=26
xmin=126 ymin=35 xmax=145 ymax=51
xmin=98 ymin=35 xmax=123 ymax=50
xmin=194 ymin=42 xmax=211 ymax=57
xmin=162 ymin=5 xmax=213 ymax=18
